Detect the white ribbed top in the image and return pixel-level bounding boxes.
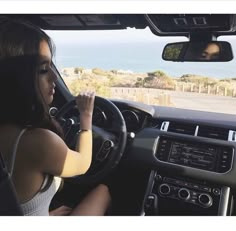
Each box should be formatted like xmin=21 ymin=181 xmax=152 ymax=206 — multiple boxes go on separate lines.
xmin=20 ymin=176 xmax=62 ymax=216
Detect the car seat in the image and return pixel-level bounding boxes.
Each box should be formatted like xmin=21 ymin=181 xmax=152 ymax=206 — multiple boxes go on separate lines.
xmin=0 ymin=152 xmax=23 ymax=215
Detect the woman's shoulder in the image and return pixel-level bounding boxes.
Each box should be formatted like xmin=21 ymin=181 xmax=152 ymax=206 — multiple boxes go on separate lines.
xmin=25 ymin=127 xmax=56 ymax=137
xmin=20 ymin=127 xmax=66 ymax=166
xmin=24 ymin=128 xmax=62 ymax=147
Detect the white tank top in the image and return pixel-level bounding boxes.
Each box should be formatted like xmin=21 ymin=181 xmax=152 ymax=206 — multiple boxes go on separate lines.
xmin=20 ymin=175 xmax=62 ymax=216
xmin=10 ymin=128 xmax=62 ymax=216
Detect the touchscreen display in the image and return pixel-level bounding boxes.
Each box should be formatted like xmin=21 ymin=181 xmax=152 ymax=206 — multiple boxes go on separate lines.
xmin=168 ymin=141 xmax=217 ymax=171
xmin=156 ymin=136 xmax=233 ymax=173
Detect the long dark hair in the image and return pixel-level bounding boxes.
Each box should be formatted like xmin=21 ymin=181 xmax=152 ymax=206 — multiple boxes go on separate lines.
xmin=0 ymin=17 xmax=63 ymax=190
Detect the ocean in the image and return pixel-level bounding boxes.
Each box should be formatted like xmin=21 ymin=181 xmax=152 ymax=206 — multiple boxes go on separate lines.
xmin=53 ymin=42 xmax=236 ymax=79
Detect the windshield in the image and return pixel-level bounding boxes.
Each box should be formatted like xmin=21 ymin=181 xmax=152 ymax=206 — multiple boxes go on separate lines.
xmin=47 ymin=28 xmax=236 ymax=115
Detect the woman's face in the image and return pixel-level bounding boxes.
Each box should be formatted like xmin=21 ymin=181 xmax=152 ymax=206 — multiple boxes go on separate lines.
xmin=38 ymin=40 xmax=57 ymax=105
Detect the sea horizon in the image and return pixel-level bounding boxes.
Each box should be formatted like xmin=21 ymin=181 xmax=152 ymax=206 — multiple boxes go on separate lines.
xmin=54 ymin=42 xmax=236 ymax=79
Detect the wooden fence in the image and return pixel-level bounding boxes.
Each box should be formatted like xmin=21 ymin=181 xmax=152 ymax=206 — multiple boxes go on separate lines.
xmin=174 ymin=83 xmax=236 ymax=97
xmin=111 ymin=84 xmax=236 ymax=107
xmin=111 ymin=87 xmax=171 ymax=106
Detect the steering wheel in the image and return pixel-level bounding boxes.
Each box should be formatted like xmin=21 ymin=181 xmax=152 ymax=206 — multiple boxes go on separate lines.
xmin=55 ymin=96 xmax=127 ymax=184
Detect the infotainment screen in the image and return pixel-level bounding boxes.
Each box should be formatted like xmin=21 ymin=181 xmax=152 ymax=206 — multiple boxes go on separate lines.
xmin=169 ymin=141 xmax=217 ymax=171
xmin=156 ymin=136 xmax=233 ymax=173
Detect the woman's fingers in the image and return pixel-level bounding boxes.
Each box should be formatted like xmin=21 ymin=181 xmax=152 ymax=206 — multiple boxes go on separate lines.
xmin=76 ymin=91 xmax=95 ymax=115
xmin=75 ymin=91 xmax=95 ymax=130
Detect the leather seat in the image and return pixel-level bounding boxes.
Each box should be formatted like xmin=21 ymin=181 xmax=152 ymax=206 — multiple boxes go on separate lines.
xmin=0 ymin=152 xmax=23 ymax=215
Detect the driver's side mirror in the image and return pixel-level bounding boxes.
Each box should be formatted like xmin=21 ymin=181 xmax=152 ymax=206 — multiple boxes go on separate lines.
xmin=162 ymin=41 xmax=233 ymax=62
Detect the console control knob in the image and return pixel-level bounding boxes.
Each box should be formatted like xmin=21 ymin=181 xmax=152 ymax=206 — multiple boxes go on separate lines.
xmin=178 ymin=188 xmax=190 ymax=200
xmin=159 ymin=184 xmax=171 ymax=195
xmin=198 ymin=193 xmax=213 ymax=207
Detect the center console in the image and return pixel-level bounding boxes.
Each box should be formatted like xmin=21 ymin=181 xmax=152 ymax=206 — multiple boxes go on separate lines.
xmin=142 ymin=171 xmax=231 ymax=215
xmin=141 ymin=135 xmax=234 ymax=216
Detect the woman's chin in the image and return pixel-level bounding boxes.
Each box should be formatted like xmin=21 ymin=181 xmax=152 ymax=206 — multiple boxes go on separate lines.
xmin=46 ymin=95 xmax=54 ymax=105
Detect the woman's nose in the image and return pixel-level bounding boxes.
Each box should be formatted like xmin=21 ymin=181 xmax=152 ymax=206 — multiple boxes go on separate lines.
xmin=49 ymin=67 xmax=58 ymax=81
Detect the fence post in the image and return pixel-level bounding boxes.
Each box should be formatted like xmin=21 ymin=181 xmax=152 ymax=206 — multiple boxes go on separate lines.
xmin=190 ymin=84 xmax=194 ymax=92
xmin=198 ymin=84 xmax=202 ymax=93
xmin=207 ymin=85 xmax=211 ymax=94
xmin=182 ymin=84 xmax=185 ymax=92
xmin=224 ymin=87 xmax=227 ymax=96
xmin=216 ymin=86 xmax=219 ymax=95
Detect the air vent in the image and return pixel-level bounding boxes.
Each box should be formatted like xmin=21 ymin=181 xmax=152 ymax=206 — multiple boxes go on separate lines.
xmin=197 ymin=126 xmax=229 ymax=140
xmin=228 ymin=130 xmax=236 ymax=142
xmin=167 ymin=122 xmax=196 ymax=135
xmin=160 ymin=121 xmax=170 ymax=131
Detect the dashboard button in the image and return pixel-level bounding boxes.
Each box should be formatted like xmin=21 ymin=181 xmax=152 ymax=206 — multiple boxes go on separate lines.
xmin=213 ymin=188 xmax=221 ymax=195
xmin=200 ymin=186 xmax=211 ymax=192
xmin=193 ymin=184 xmax=200 ymax=190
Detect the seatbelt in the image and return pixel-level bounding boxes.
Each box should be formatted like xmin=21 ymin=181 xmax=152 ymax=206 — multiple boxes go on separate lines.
xmin=9 ymin=128 xmax=27 ymax=176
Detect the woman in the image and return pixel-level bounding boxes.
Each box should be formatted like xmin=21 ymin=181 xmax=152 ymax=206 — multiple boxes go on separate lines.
xmin=0 ymin=17 xmax=111 ymax=216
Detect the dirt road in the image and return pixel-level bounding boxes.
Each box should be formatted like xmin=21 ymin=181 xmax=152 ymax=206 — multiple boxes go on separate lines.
xmin=168 ymin=90 xmax=236 ymax=115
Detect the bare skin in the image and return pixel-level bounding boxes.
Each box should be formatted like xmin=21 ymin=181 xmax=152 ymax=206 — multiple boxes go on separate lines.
xmin=0 ymin=40 xmax=111 ymax=216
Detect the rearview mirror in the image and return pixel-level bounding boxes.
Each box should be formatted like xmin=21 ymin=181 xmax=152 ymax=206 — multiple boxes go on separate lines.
xmin=162 ymin=41 xmax=233 ymax=62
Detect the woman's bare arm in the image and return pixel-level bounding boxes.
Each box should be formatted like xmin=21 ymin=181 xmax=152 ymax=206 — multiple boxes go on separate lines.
xmin=23 ymin=92 xmax=95 ymax=177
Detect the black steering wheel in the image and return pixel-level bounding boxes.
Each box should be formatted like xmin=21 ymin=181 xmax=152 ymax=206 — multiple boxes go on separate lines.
xmin=55 ymin=96 xmax=127 ymax=184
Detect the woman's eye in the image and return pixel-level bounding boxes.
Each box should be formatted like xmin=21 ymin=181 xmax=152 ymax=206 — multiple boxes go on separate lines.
xmin=39 ymin=68 xmax=49 ymax=74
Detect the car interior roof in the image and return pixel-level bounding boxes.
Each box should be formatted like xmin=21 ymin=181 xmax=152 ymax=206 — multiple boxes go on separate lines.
xmin=2 ymin=14 xmax=236 ymax=37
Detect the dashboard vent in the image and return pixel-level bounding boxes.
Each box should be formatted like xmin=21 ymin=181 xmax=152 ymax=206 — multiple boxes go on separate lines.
xmin=160 ymin=121 xmax=169 ymax=131
xmin=166 ymin=122 xmax=196 ymax=135
xmin=197 ymin=126 xmax=229 ymax=140
xmin=229 ymin=130 xmax=236 ymax=142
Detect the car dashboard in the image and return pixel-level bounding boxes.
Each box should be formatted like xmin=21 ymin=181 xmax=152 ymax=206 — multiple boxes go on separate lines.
xmin=111 ymin=100 xmax=236 ymax=215
xmin=59 ymin=98 xmax=236 ymax=215
xmin=118 ymin=101 xmax=236 ymax=216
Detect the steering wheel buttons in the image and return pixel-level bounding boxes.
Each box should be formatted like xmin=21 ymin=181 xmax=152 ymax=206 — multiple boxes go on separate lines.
xmin=103 ymin=140 xmax=114 ymax=150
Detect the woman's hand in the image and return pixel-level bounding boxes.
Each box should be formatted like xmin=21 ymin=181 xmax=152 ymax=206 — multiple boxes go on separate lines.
xmin=75 ymin=91 xmax=95 ymax=130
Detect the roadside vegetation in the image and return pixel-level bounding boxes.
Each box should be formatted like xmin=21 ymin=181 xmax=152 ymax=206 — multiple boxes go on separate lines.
xmin=61 ymin=67 xmax=236 ymax=106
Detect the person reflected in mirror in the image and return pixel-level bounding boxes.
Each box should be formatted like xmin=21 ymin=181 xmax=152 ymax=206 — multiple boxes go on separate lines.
xmin=0 ymin=17 xmax=111 ymax=216
xmin=185 ymin=42 xmax=222 ymax=61
xmin=199 ymin=42 xmax=221 ymax=60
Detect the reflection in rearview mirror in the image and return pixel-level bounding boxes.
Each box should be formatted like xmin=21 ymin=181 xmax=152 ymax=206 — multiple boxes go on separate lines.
xmin=162 ymin=41 xmax=233 ymax=62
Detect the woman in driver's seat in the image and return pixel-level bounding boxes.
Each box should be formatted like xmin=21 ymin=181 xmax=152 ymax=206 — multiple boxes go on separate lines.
xmin=0 ymin=18 xmax=111 ymax=216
